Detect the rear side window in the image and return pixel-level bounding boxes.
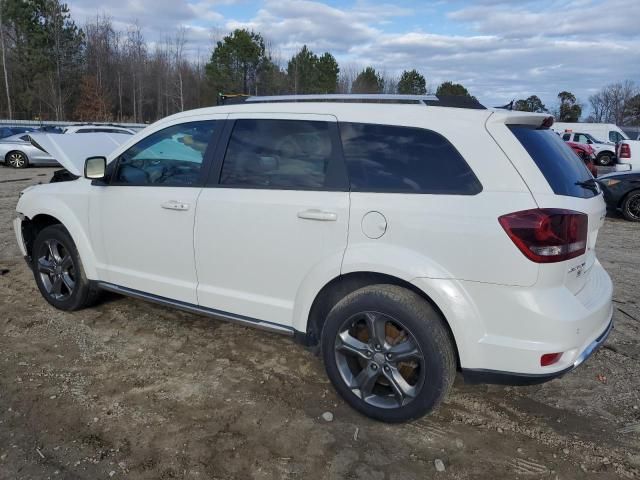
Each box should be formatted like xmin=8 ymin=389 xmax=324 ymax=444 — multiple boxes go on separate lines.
xmin=339 ymin=122 xmax=481 ymax=194
xmin=562 ymin=133 xmax=571 ymax=141
xmin=508 ymin=125 xmax=597 ymax=198
xmin=220 ymin=119 xmax=338 ymax=189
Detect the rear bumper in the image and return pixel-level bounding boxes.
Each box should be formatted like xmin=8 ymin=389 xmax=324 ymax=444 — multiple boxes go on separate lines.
xmin=412 ymin=260 xmax=613 ymax=376
xmin=462 ymin=318 xmax=613 ymax=385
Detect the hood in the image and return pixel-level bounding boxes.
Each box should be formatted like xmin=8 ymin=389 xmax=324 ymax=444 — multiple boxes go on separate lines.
xmin=28 ymin=132 xmax=130 ymax=176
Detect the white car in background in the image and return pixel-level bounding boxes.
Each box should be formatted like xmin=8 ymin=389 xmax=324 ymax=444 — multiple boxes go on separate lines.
xmin=14 ymin=95 xmax=613 ymax=422
xmin=560 ymin=131 xmax=617 ymax=166
xmin=63 ymin=125 xmax=135 ymax=135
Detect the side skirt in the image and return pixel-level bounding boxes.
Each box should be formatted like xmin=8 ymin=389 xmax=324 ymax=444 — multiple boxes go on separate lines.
xmin=95 ymin=281 xmax=295 ymax=336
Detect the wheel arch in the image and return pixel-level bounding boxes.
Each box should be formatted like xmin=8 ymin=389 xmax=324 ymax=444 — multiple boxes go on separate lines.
xmin=19 ymin=199 xmax=98 ymax=278
xmin=300 ymin=271 xmax=461 ymax=369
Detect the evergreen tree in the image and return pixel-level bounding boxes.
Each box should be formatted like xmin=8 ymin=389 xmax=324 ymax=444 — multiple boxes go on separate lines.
xmin=397 ymin=69 xmax=426 ymax=95
xmin=352 ymin=67 xmax=383 ymax=94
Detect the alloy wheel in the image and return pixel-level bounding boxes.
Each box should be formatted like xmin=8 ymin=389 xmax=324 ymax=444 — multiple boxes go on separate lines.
xmin=8 ymin=152 xmax=27 ymax=168
xmin=628 ymin=194 xmax=640 ymax=221
xmin=37 ymin=239 xmax=76 ymax=301
xmin=334 ymin=311 xmax=425 ymax=409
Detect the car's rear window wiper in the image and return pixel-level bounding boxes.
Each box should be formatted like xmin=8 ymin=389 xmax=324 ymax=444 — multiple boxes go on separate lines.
xmin=575 ymin=178 xmax=599 ymax=193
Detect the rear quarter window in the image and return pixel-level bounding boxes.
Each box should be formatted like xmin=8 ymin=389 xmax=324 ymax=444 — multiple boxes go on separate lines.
xmin=339 ymin=122 xmax=482 ymax=194
xmin=508 ymin=125 xmax=597 ymax=199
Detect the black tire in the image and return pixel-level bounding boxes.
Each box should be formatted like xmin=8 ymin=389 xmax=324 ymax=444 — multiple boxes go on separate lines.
xmin=621 ymin=190 xmax=640 ymax=222
xmin=6 ymin=151 xmax=28 ymax=168
xmin=321 ymin=284 xmax=456 ymax=423
xmin=596 ymin=151 xmax=614 ymax=167
xmin=32 ymin=225 xmax=100 ymax=311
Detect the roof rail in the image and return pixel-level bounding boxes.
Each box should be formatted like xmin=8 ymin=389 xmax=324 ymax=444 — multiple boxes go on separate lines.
xmin=243 ymin=93 xmax=485 ymax=109
xmin=246 ymin=94 xmax=438 ymax=104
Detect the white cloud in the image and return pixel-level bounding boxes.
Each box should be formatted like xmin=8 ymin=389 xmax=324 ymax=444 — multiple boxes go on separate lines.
xmin=66 ymin=0 xmax=640 ymax=110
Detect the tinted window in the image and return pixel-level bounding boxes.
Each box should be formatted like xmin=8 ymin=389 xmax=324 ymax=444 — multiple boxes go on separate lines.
xmin=509 ymin=125 xmax=597 ymax=199
xmin=220 ymin=119 xmax=335 ymax=189
xmin=562 ymin=133 xmax=571 ymax=141
xmin=339 ymin=122 xmax=481 ymax=194
xmin=113 ymin=121 xmax=215 ymax=186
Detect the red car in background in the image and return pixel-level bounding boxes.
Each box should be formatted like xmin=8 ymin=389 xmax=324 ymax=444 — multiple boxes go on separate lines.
xmin=567 ymin=141 xmax=598 ymax=177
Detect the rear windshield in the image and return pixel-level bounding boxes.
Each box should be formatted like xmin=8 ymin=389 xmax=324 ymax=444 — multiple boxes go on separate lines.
xmin=508 ymin=125 xmax=597 ymax=198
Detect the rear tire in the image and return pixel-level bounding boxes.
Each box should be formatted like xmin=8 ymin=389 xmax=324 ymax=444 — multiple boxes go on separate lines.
xmin=7 ymin=151 xmax=28 ymax=168
xmin=32 ymin=225 xmax=100 ymax=310
xmin=622 ymin=190 xmax=640 ymax=222
xmin=321 ymin=284 xmax=456 ymax=423
xmin=596 ymin=152 xmax=614 ymax=167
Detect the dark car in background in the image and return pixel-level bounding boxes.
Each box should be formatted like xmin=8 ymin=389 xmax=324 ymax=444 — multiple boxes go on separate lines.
xmin=597 ymin=171 xmax=640 ymax=221
xmin=0 ymin=126 xmax=38 ymax=139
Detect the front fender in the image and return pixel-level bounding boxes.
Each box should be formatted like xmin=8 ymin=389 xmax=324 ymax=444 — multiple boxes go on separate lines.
xmin=17 ymin=184 xmax=99 ymax=279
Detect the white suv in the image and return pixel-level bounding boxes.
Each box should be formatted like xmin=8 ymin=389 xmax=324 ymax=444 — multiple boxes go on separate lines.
xmin=13 ymin=95 xmax=613 ymax=422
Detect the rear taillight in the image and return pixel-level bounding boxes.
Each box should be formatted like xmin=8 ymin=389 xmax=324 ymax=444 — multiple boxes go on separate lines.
xmin=619 ymin=143 xmax=631 ymax=159
xmin=499 ymin=209 xmax=588 ymax=263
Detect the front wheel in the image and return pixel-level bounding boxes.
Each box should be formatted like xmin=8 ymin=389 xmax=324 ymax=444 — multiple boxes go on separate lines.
xmin=32 ymin=225 xmax=100 ymax=310
xmin=596 ymin=152 xmax=614 ymax=167
xmin=7 ymin=151 xmax=28 ymax=168
xmin=321 ymin=284 xmax=456 ymax=423
xmin=622 ymin=190 xmax=640 ymax=222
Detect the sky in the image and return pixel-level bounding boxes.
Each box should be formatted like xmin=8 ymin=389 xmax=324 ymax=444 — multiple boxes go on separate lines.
xmin=65 ymin=0 xmax=640 ymax=111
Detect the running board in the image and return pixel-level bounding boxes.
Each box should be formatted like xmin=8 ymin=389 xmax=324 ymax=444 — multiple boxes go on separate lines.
xmin=95 ymin=282 xmax=294 ymax=336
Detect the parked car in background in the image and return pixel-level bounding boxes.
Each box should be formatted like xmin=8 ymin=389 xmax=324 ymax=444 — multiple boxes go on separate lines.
xmin=0 ymin=134 xmax=57 ymax=168
xmin=553 ymin=122 xmax=628 ymax=144
xmin=615 ymin=140 xmax=640 ymax=173
xmin=560 ymin=131 xmax=616 ymax=166
xmin=63 ymin=125 xmax=135 ymax=135
xmin=0 ymin=126 xmax=38 ymax=139
xmin=14 ymin=95 xmax=613 ymax=422
xmin=566 ymin=141 xmax=598 ymax=177
xmin=597 ymin=171 xmax=640 ymax=221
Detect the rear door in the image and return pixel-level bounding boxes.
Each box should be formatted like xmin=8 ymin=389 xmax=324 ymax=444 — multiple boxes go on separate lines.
xmin=194 ymin=114 xmax=349 ymax=327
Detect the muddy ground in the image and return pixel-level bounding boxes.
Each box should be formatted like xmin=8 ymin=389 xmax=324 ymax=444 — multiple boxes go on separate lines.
xmin=0 ymin=165 xmax=639 ymax=479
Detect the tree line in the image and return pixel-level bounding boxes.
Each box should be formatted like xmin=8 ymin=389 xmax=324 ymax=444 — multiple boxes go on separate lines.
xmin=0 ymin=0 xmax=476 ymax=123
xmin=513 ymin=82 xmax=640 ymax=125
xmin=0 ymin=0 xmax=637 ymax=125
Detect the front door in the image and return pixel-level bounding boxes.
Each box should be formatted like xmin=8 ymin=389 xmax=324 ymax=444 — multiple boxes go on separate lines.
xmin=194 ymin=114 xmax=349 ymax=327
xmin=90 ymin=118 xmax=222 ymax=304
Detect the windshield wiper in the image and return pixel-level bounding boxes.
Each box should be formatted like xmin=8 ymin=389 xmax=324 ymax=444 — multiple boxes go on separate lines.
xmin=575 ymin=178 xmax=599 ymax=193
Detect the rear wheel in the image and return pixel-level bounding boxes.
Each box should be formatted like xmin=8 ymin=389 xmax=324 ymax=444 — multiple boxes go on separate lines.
xmin=622 ymin=190 xmax=640 ymax=222
xmin=321 ymin=284 xmax=456 ymax=423
xmin=32 ymin=225 xmax=100 ymax=310
xmin=596 ymin=151 xmax=614 ymax=167
xmin=7 ymin=151 xmax=28 ymax=168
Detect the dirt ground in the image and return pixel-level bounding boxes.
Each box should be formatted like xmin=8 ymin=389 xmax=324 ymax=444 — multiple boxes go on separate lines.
xmin=1 ymin=165 xmax=639 ymax=480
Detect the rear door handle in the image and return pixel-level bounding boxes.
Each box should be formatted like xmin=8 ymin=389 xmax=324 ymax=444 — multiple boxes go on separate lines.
xmin=297 ymin=209 xmax=337 ymax=221
xmin=161 ymin=200 xmax=190 ymax=211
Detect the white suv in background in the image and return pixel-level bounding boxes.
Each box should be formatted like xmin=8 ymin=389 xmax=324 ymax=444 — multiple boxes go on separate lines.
xmin=13 ymin=95 xmax=613 ymax=422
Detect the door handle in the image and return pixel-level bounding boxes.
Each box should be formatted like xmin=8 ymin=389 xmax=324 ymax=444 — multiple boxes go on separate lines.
xmin=297 ymin=209 xmax=337 ymax=221
xmin=161 ymin=200 xmax=190 ymax=211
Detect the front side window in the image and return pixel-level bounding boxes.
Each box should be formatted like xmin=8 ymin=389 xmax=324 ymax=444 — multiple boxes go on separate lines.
xmin=113 ymin=121 xmax=216 ymax=186
xmin=220 ymin=119 xmax=335 ymax=189
xmin=339 ymin=122 xmax=481 ymax=194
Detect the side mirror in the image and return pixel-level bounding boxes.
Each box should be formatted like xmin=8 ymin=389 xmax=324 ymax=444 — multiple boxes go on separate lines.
xmin=84 ymin=156 xmax=106 ymax=180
